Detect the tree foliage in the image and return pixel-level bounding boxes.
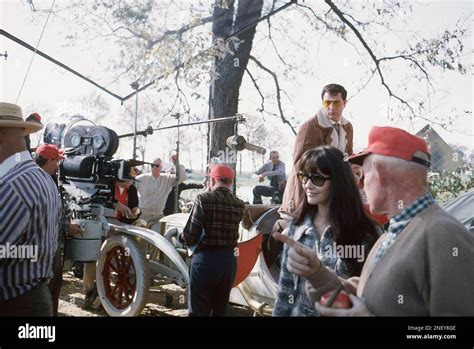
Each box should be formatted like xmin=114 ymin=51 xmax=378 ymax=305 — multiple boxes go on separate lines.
xmin=32 ymin=0 xmax=471 ymax=158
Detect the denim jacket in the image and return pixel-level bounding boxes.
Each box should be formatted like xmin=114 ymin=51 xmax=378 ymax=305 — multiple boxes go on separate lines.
xmin=273 ymin=213 xmax=377 ymax=316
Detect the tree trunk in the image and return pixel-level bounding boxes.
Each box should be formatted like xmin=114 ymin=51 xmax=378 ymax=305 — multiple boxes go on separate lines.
xmin=209 ymin=0 xmax=264 ymax=162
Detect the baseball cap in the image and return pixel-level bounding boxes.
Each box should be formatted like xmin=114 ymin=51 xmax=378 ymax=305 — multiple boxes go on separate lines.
xmin=349 ymin=126 xmax=430 ymax=167
xmin=209 ymin=164 xmax=235 ymax=181
xmin=36 ymin=143 xmax=65 ymax=160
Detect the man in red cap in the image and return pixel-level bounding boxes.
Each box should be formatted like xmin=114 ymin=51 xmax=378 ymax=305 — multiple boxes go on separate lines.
xmin=183 ymin=164 xmax=245 ymax=316
xmin=35 ymin=143 xmax=65 ymax=179
xmin=275 ymin=126 xmax=474 ymax=316
xmin=34 ymin=143 xmax=84 ymax=315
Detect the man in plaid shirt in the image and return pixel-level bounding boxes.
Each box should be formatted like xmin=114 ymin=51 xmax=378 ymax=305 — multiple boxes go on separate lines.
xmin=183 ymin=164 xmax=245 ymax=316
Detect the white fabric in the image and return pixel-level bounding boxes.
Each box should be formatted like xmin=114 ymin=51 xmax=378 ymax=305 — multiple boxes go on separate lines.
xmin=135 ymin=165 xmax=186 ymax=220
xmin=315 ymin=108 xmax=349 ymax=152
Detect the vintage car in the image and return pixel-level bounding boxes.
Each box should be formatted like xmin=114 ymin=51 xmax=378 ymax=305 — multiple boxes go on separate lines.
xmin=88 ymin=205 xmax=284 ymax=316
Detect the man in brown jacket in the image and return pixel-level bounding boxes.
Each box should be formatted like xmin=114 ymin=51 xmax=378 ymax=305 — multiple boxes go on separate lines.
xmin=280 ymin=83 xmax=353 ymax=217
xmin=274 ymin=126 xmax=474 ymax=316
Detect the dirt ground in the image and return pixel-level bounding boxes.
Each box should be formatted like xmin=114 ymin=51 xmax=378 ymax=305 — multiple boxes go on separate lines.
xmin=58 ymin=271 xmax=254 ymax=317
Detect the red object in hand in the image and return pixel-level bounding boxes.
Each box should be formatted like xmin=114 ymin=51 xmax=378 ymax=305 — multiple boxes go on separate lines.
xmin=320 ymin=289 xmax=352 ymax=309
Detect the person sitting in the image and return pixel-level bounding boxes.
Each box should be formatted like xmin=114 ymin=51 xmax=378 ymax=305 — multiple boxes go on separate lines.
xmin=253 ymin=150 xmax=286 ymax=204
xmin=113 ymin=167 xmax=141 ymax=224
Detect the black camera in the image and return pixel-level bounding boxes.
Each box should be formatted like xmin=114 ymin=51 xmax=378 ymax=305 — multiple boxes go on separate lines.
xmin=60 ymin=124 xmax=119 ymax=183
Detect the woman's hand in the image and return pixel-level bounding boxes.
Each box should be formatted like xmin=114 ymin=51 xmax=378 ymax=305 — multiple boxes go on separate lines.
xmin=272 ymin=232 xmax=322 ymax=278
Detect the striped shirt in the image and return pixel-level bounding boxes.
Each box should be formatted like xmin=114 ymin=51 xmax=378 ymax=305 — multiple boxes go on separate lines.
xmin=183 ymin=187 xmax=245 ymax=248
xmin=0 ymin=151 xmax=60 ymax=300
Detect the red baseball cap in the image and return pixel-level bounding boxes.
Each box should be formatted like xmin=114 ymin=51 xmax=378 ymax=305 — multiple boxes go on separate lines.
xmin=36 ymin=143 xmax=65 ymax=160
xmin=26 ymin=113 xmax=42 ymax=123
xmin=210 ymin=164 xmax=234 ymax=181
xmin=349 ymin=126 xmax=430 ymax=167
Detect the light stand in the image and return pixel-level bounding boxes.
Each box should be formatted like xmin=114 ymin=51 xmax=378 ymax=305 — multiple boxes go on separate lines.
xmin=130 ymin=81 xmax=139 ymax=160
xmin=173 ymin=113 xmax=181 ymax=213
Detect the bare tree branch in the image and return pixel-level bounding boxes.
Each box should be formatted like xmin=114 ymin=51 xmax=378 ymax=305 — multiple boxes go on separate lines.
xmin=249 ymin=55 xmax=296 ymax=135
xmin=325 ymin=0 xmax=417 ymax=116
xmin=295 ymin=3 xmax=336 ymax=31
xmin=245 ymin=68 xmax=265 ymax=112
xmin=266 ymin=0 xmax=286 ymax=65
xmin=347 ymin=68 xmax=377 ymax=102
xmin=147 ymin=15 xmax=213 ymax=48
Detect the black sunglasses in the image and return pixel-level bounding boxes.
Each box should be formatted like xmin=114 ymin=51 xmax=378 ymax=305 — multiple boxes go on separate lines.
xmin=151 ymin=164 xmax=161 ymax=168
xmin=297 ymin=171 xmax=330 ymax=186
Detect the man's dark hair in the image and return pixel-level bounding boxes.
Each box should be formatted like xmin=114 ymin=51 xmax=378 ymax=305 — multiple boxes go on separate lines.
xmin=321 ymin=84 xmax=347 ymax=101
xmin=35 ymin=155 xmax=49 ymax=168
xmin=217 ymin=177 xmax=233 ymax=185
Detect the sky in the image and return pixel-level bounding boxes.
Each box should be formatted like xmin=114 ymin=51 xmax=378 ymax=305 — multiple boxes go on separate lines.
xmin=1 ymin=0 xmax=472 ymax=171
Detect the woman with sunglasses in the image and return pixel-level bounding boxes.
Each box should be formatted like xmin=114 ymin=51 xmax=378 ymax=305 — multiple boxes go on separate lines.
xmin=273 ymin=146 xmax=381 ymax=316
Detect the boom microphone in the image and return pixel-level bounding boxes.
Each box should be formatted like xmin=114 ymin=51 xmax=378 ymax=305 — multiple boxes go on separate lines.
xmin=226 ymin=135 xmax=266 ymax=155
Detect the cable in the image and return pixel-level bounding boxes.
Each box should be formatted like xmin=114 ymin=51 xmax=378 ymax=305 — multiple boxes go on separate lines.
xmin=1 ymin=29 xmax=124 ymax=102
xmin=3 ymin=0 xmax=297 ymax=104
xmin=15 ymin=0 xmax=56 ymax=104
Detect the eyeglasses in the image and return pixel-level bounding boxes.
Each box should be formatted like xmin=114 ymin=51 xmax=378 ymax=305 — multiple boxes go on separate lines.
xmin=297 ymin=171 xmax=330 ymax=186
xmin=151 ymin=164 xmax=161 ymax=168
xmin=322 ymin=100 xmax=342 ymax=108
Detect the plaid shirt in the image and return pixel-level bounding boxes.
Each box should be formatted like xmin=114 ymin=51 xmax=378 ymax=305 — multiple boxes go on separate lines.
xmin=183 ymin=187 xmax=245 ymax=248
xmin=372 ymin=193 xmax=435 ymax=266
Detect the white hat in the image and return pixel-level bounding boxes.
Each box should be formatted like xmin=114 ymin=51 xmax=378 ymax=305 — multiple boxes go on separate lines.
xmin=0 ymin=102 xmax=43 ymax=135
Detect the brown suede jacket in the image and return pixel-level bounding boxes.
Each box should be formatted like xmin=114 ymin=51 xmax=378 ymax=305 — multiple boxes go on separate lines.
xmin=280 ymin=108 xmax=353 ymax=217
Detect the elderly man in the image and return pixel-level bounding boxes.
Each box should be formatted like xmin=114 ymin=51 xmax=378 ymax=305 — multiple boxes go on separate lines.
xmin=274 ymin=126 xmax=474 ymax=316
xmin=0 ymin=103 xmax=61 ymax=316
xmin=253 ymin=150 xmax=286 ymax=204
xmin=135 ymin=155 xmax=186 ymax=233
xmin=280 ymin=83 xmax=353 ymax=217
xmin=183 ymin=164 xmax=245 ymax=316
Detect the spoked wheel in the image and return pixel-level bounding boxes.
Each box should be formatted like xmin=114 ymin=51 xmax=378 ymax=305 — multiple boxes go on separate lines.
xmin=96 ymin=234 xmax=150 ymax=316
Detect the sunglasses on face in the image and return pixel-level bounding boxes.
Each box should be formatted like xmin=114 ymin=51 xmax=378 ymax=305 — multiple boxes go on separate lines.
xmin=322 ymin=100 xmax=342 ymax=108
xmin=151 ymin=164 xmax=161 ymax=168
xmin=297 ymin=171 xmax=330 ymax=186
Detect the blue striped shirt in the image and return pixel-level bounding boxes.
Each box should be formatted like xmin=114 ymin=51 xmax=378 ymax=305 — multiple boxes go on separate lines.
xmin=0 ymin=151 xmax=60 ymax=300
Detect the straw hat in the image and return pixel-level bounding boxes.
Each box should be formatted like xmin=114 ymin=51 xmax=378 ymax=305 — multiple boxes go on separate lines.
xmin=0 ymin=102 xmax=43 ymax=135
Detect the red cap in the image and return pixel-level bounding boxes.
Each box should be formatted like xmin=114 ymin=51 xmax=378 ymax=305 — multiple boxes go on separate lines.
xmin=36 ymin=143 xmax=65 ymax=160
xmin=26 ymin=113 xmax=42 ymax=123
xmin=210 ymin=164 xmax=234 ymax=181
xmin=349 ymin=126 xmax=430 ymax=167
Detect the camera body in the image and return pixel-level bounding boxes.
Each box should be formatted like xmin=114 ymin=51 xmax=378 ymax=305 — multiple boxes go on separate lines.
xmin=51 ymin=123 xmax=128 ymax=262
